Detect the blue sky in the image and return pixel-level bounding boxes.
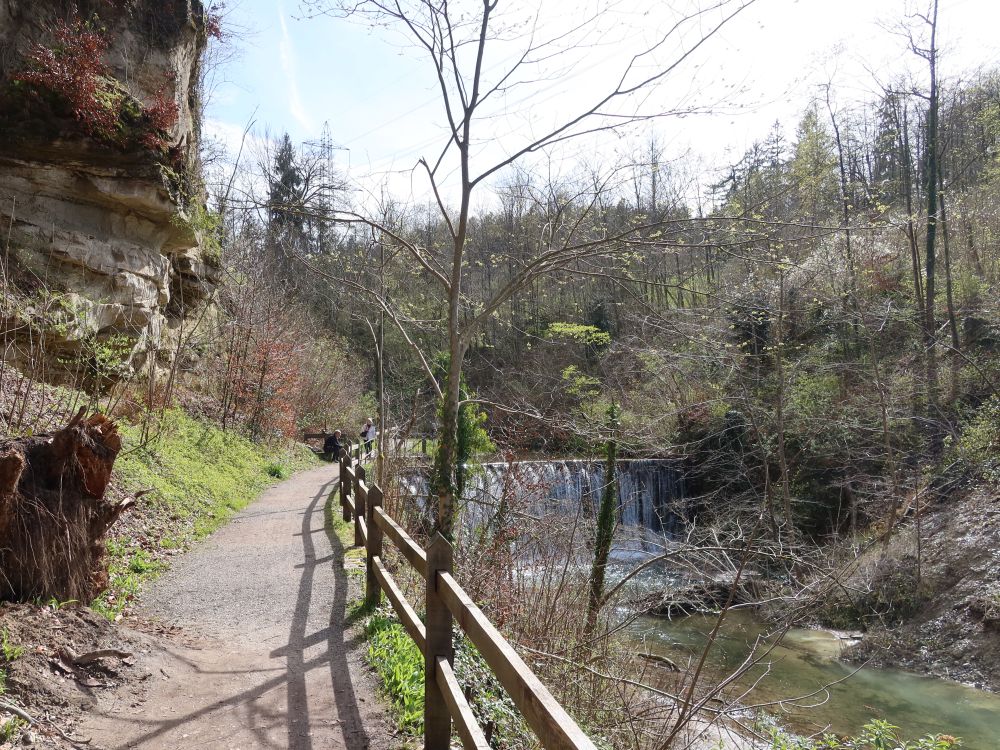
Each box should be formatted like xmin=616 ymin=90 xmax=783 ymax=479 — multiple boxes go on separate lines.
xmin=204 ymin=0 xmax=1000 ymax=205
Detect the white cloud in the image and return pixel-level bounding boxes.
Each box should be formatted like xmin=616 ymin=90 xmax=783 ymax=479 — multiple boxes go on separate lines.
xmin=204 ymin=118 xmax=250 ymax=155
xmin=278 ymin=3 xmax=315 ymax=135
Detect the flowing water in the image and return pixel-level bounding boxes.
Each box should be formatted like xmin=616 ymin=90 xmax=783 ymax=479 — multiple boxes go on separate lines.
xmin=464 ymin=458 xmax=687 ymax=546
xmin=463 ymin=459 xmax=1000 ymax=747
xmin=627 ymin=610 xmax=1000 ymax=748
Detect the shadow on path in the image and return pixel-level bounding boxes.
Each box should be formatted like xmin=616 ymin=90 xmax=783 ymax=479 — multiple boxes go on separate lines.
xmin=283 ymin=476 xmax=371 ymax=750
xmin=84 ymin=470 xmax=379 ymax=750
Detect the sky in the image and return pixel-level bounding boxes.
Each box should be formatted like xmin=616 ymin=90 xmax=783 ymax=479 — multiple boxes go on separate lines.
xmin=203 ymin=0 xmax=1000 ymax=208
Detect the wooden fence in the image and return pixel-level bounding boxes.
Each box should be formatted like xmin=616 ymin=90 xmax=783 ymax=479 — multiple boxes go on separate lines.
xmin=337 ymin=447 xmax=597 ymax=750
xmin=304 ymin=431 xmax=433 ymax=457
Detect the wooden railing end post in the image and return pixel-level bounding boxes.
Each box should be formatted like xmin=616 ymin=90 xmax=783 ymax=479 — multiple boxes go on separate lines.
xmin=339 ymin=450 xmax=351 ymax=523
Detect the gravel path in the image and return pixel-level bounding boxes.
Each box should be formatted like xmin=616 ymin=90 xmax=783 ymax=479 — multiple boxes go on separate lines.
xmin=79 ymin=465 xmax=393 ymax=750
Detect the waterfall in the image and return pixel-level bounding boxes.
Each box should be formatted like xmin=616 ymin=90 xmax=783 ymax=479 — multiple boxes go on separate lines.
xmin=460 ymin=459 xmax=686 ymax=541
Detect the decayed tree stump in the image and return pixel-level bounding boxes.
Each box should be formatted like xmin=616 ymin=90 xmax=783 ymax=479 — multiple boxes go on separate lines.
xmin=0 ymin=409 xmax=131 ymax=602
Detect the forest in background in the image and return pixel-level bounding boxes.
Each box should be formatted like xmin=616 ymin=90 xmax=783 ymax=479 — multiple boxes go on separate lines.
xmin=2 ymin=0 xmax=999 ymax=747
xmin=219 ymin=29 xmax=1000 ymax=545
xmin=169 ymin=2 xmax=1000 ymax=741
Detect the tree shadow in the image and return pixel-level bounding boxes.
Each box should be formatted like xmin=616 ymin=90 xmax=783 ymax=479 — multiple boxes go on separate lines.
xmin=85 ymin=471 xmax=374 ymax=750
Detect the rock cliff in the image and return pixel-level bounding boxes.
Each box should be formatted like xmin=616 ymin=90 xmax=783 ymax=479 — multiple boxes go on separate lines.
xmin=0 ymin=0 xmax=218 ymax=380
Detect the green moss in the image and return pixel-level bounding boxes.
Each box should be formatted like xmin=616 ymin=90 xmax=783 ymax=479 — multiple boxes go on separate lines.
xmin=171 ymin=204 xmax=223 ymax=267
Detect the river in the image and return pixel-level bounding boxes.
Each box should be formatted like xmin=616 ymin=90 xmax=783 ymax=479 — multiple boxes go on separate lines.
xmin=462 ymin=458 xmax=1000 ymax=747
xmin=626 ymin=609 xmax=1000 ymax=748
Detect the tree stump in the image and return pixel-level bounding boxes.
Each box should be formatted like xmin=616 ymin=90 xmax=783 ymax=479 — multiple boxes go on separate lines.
xmin=0 ymin=409 xmax=130 ymax=602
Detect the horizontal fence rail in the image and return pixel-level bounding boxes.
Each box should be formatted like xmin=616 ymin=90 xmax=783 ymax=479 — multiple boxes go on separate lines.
xmin=337 ymin=447 xmax=596 ymax=750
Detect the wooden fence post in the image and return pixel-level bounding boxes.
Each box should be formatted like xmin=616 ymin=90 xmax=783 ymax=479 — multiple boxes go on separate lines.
xmin=425 ymin=533 xmax=454 ymax=750
xmin=354 ymin=465 xmax=366 ymax=548
xmin=340 ymin=452 xmax=351 ymax=523
xmin=365 ymin=485 xmax=383 ymax=607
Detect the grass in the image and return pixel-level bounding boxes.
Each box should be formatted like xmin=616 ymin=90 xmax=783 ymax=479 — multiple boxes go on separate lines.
xmin=0 ymin=716 xmax=26 ymax=742
xmin=365 ymin=608 xmax=425 ymax=733
xmin=0 ymin=627 xmax=24 ymax=698
xmin=327 ymin=495 xmax=365 ymax=569
xmin=91 ymin=408 xmax=321 ymax=619
xmin=325 ymin=487 xmax=530 ymax=748
xmin=0 ymin=627 xmax=26 ymax=741
xmin=325 ymin=489 xmax=423 ymax=732
xmin=0 ymin=629 xmax=24 ymax=664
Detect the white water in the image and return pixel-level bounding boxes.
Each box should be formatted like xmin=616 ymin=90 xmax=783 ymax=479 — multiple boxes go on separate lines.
xmin=462 ymin=458 xmax=686 ymax=543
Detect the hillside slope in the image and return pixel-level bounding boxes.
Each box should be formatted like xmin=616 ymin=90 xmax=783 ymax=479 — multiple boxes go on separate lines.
xmin=842 ymin=486 xmax=1000 ymax=691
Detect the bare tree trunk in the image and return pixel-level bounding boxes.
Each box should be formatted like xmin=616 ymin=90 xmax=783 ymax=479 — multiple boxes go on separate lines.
xmin=826 ymin=88 xmax=859 ymax=351
xmin=939 ymin=184 xmax=961 ymax=404
xmin=921 ymin=0 xmax=942 ymax=452
xmin=901 ymin=104 xmax=925 ymax=319
xmin=775 ymin=270 xmax=794 ymax=536
xmin=872 ymin=337 xmax=901 ymax=554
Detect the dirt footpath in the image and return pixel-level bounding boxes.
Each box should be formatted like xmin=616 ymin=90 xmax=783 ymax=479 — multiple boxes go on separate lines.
xmin=79 ymin=465 xmax=394 ymax=750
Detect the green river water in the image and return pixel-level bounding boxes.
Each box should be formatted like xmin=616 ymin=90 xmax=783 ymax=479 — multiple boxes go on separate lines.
xmin=627 ymin=611 xmax=1000 ymax=748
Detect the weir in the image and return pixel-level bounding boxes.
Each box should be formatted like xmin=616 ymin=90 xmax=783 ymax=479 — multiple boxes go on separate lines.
xmin=463 ymin=459 xmax=687 ymax=540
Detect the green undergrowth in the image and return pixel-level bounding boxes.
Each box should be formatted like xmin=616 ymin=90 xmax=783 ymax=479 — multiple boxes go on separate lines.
xmin=91 ymin=408 xmax=320 ymax=618
xmin=360 ymin=603 xmax=531 ymax=747
xmin=764 ymin=717 xmax=961 ymax=749
xmin=325 ymin=483 xmax=530 ymax=747
xmin=329 ymin=526 xmax=529 ymax=744
xmin=366 ymin=609 xmax=426 ymax=732
xmin=0 ymin=628 xmax=27 ymax=741
xmin=328 ymin=501 xmax=365 ymax=569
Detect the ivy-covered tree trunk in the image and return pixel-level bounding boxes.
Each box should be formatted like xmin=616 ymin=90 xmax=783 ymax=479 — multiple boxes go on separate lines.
xmin=586 ymin=404 xmax=619 ymax=634
xmin=433 ymin=354 xmax=495 ymax=538
xmin=433 ymin=345 xmax=465 ymax=539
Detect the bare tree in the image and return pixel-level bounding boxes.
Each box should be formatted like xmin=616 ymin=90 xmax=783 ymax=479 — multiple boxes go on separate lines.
xmin=301 ymin=0 xmax=758 ymax=536
xmin=910 ymin=0 xmax=942 ymax=447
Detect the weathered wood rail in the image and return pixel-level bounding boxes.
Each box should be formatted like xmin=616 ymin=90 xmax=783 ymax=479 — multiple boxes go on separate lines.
xmin=337 ymin=447 xmax=596 ymax=750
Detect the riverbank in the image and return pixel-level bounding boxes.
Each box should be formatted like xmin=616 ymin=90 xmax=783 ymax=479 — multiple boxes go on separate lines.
xmin=629 ymin=608 xmax=1000 ymax=747
xmin=838 ymin=486 xmax=1000 ymax=692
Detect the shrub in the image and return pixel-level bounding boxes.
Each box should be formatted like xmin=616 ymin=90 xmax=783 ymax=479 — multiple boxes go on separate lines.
xmin=955 ymin=396 xmax=1000 ymax=482
xmin=13 ymin=19 xmax=119 ymax=141
xmin=265 ymin=463 xmax=288 ymax=479
xmin=858 ymin=556 xmax=922 ymax=626
xmin=10 ymin=16 xmax=178 ymax=152
xmin=766 ymin=718 xmax=960 ymax=749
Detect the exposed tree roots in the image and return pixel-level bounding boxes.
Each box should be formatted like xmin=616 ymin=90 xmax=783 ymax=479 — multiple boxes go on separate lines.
xmin=0 ymin=409 xmax=129 ymax=602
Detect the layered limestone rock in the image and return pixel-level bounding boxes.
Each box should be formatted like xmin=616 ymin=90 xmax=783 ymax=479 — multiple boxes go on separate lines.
xmin=0 ymin=1 xmax=218 ymax=376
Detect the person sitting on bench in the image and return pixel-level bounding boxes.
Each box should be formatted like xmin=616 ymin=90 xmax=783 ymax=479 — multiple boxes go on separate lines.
xmin=323 ymin=429 xmax=344 ymax=460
